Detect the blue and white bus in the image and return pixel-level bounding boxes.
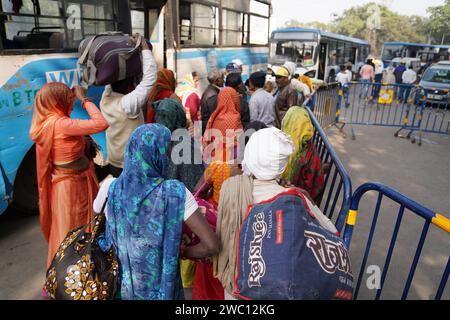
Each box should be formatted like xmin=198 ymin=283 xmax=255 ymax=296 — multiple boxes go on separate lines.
xmin=382 ymin=42 xmax=450 ymax=68
xmin=133 ymin=0 xmax=272 ymax=91
xmin=0 ymin=0 xmax=272 ymax=215
xmin=269 ymin=28 xmax=371 ymax=83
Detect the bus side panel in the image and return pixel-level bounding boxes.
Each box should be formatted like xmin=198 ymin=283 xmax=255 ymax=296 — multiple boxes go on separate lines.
xmin=175 ymin=47 xmax=269 ymax=92
xmin=0 ymin=56 xmax=107 ymax=215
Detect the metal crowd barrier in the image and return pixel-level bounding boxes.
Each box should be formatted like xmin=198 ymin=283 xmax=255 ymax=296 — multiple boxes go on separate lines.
xmin=343 ymin=182 xmax=450 ymax=300
xmin=339 ymin=82 xmax=450 ymax=142
xmin=305 ymin=106 xmax=352 ymax=233
xmin=310 ymin=82 xmax=346 ymax=132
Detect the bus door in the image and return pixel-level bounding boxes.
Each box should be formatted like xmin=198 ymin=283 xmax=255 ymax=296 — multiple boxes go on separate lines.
xmin=318 ymin=43 xmax=327 ymax=80
xmin=132 ymin=1 xmax=166 ymax=68
xmin=351 ymin=47 xmax=357 ymax=65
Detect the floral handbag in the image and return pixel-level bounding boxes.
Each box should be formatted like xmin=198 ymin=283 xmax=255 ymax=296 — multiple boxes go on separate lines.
xmin=44 ymin=200 xmax=119 ymax=300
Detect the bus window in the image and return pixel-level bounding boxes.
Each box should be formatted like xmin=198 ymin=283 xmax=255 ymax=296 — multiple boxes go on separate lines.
xmin=179 ymin=1 xmax=219 ymax=46
xmin=250 ymin=15 xmax=268 ymax=45
xmin=0 ymin=0 xmax=116 ymax=51
xmin=131 ymin=10 xmax=145 ymax=36
xmin=328 ymin=40 xmax=337 ymax=66
xmin=223 ymin=9 xmax=243 ymax=46
xmin=344 ymin=44 xmax=352 ymax=64
xmin=336 ymin=42 xmax=345 ymax=65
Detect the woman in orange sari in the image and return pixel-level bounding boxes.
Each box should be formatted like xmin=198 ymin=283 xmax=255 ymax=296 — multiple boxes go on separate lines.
xmin=29 ymin=83 xmax=109 ymax=272
xmin=203 ymin=87 xmax=243 ymax=163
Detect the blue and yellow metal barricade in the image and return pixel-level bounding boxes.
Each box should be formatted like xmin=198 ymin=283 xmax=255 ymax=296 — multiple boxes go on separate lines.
xmin=339 ymin=82 xmax=450 ymax=141
xmin=305 ymin=106 xmax=352 ymax=233
xmin=343 ymin=182 xmax=449 ymax=300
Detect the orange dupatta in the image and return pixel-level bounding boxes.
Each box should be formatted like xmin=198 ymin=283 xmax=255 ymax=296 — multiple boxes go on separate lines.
xmin=203 ymin=87 xmax=242 ymax=161
xmin=29 ymin=83 xmax=75 ymax=242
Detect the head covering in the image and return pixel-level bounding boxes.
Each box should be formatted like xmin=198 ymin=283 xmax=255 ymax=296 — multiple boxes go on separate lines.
xmin=148 ymin=69 xmax=176 ymax=103
xmin=249 ymin=71 xmax=266 ymax=88
xmin=243 ymin=127 xmax=294 ymax=180
xmin=204 ymin=87 xmax=243 ymax=161
xmin=207 ymin=70 xmax=223 ymax=84
xmin=232 ymin=59 xmax=243 ymax=67
xmin=205 ymin=87 xmax=242 ymax=135
xmin=29 ymin=82 xmax=75 ymax=241
xmin=283 ymin=61 xmax=297 ymax=78
xmin=280 ymin=106 xmax=314 ymax=181
xmin=226 ymin=62 xmax=241 ymax=74
xmin=153 ymin=98 xmax=187 ymax=132
xmin=104 ymin=124 xmax=186 ymax=300
xmin=243 ymin=121 xmax=268 ymax=146
xmin=273 ymin=65 xmax=290 ymax=78
xmin=175 ymin=73 xmax=200 ymax=106
xmin=225 ymin=73 xmax=243 ymax=89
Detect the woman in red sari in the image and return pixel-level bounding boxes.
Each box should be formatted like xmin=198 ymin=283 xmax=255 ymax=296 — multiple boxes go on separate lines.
xmin=146 ymin=68 xmax=180 ymax=123
xmin=29 ymin=83 xmax=109 ymax=270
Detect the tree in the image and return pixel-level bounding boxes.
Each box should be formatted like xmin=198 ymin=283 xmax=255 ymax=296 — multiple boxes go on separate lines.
xmin=426 ymin=0 xmax=450 ymax=44
xmin=331 ymin=3 xmax=428 ymax=55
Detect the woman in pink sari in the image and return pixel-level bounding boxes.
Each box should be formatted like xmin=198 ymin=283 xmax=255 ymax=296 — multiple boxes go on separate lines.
xmin=29 ymin=83 xmax=109 ymax=271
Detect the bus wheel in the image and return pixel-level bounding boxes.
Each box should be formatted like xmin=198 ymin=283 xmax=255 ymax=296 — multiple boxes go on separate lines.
xmin=12 ymin=146 xmax=39 ymax=216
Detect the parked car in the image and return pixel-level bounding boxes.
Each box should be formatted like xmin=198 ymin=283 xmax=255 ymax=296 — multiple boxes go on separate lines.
xmin=418 ymin=61 xmax=450 ymax=108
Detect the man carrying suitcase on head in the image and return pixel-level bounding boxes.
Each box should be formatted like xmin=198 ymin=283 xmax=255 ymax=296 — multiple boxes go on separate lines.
xmin=100 ymin=34 xmax=157 ymax=177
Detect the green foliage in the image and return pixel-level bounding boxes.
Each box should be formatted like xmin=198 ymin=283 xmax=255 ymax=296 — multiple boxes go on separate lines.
xmin=426 ymin=0 xmax=450 ymax=44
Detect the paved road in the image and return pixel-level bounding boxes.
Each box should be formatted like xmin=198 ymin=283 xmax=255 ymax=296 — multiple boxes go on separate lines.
xmin=326 ymin=124 xmax=449 ymax=300
xmin=0 ymin=124 xmax=448 ymax=300
xmin=0 ymin=209 xmax=45 ymax=300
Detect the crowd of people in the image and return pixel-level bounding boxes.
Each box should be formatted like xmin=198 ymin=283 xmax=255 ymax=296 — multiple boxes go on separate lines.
xmin=335 ymin=58 xmax=419 ymax=103
xmin=30 ymin=35 xmax=336 ymax=300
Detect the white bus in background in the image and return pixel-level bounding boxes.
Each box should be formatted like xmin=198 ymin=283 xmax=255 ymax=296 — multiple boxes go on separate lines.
xmin=130 ymin=0 xmax=272 ymax=91
xmin=269 ymin=28 xmax=371 ymax=83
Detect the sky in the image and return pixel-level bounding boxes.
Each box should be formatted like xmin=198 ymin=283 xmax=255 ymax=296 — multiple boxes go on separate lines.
xmin=271 ymin=0 xmax=445 ymax=29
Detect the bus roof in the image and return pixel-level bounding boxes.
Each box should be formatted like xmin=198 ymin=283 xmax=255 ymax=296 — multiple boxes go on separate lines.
xmin=384 ymin=42 xmax=450 ymax=49
xmin=271 ymin=27 xmax=370 ymax=46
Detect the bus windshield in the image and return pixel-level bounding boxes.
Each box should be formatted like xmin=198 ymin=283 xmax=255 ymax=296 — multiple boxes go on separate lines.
xmin=270 ymin=40 xmax=316 ymax=67
xmin=382 ymin=44 xmax=403 ymax=61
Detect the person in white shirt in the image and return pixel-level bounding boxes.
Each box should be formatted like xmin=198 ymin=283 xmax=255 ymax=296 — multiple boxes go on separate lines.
xmin=336 ymin=65 xmax=352 ymax=107
xmin=248 ymin=71 xmax=276 ymax=127
xmin=336 ymin=65 xmax=351 ymax=87
xmin=100 ymin=34 xmax=157 ymax=177
xmin=399 ymin=66 xmax=417 ymax=103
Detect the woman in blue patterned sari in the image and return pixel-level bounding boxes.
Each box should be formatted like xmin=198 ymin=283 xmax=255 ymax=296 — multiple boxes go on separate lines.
xmin=94 ymin=124 xmax=219 ymax=300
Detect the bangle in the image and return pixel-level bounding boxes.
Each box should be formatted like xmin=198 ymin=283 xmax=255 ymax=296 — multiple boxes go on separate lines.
xmin=81 ymin=98 xmax=91 ymax=108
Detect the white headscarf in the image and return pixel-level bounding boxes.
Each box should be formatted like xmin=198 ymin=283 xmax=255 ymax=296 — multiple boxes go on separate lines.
xmin=283 ymin=61 xmax=296 ymax=79
xmin=243 ymin=127 xmax=295 ymax=180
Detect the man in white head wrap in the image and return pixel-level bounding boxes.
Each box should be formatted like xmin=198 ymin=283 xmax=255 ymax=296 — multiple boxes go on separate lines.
xmin=283 ymin=61 xmax=311 ymax=100
xmin=243 ymin=127 xmax=294 ymax=181
xmin=243 ymin=126 xmax=338 ymax=233
xmin=232 ymin=59 xmax=243 ymax=73
xmin=215 ymin=127 xmax=337 ymax=301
